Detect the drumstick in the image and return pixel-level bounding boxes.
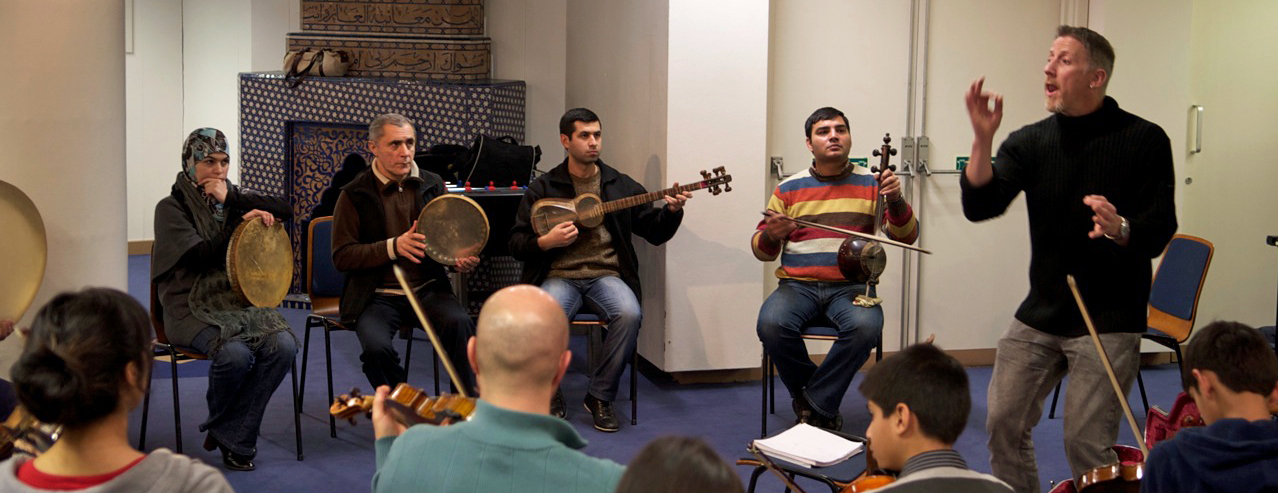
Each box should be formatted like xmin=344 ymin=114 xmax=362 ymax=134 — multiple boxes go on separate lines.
xmin=761 ymin=211 xmax=932 ymax=254
xmin=1066 ymin=275 xmax=1148 ymax=458
xmin=392 ymin=265 xmax=469 ymax=398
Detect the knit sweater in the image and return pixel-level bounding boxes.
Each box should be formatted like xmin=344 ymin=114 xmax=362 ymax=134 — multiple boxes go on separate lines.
xmin=0 ymin=449 xmax=233 ymax=493
xmin=753 ymin=165 xmax=917 ymax=281
xmin=961 ymin=96 xmax=1177 ymax=336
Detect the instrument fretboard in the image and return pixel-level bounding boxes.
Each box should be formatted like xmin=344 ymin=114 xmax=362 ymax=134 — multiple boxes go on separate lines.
xmin=585 ymin=178 xmax=727 ymax=218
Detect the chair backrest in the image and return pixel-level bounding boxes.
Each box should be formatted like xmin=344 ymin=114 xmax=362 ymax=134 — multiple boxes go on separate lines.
xmin=1147 ymin=234 xmax=1214 ymax=342
xmin=149 ymin=279 xmax=172 ymax=346
xmin=307 ymin=216 xmax=344 ymax=300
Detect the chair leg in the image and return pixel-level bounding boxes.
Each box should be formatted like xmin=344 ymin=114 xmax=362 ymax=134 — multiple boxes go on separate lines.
xmin=1136 ymin=369 xmax=1150 ymax=417
xmin=300 ymin=318 xmax=313 ymax=409
xmin=1048 ymin=381 xmax=1062 ymax=419
xmin=168 ymin=345 xmax=183 ymax=454
xmin=139 ymin=370 xmax=151 ymax=450
xmin=324 ymin=323 xmax=337 ymax=438
xmin=292 ymin=360 xmax=303 ymax=461
xmin=630 ymin=349 xmax=637 ymax=426
xmin=403 ymin=331 xmax=413 ymax=383
xmin=432 ymin=346 xmax=440 ymax=396
xmin=747 ymin=464 xmax=767 ymax=493
xmin=769 ymin=357 xmax=776 ymax=415
xmin=761 ymin=351 xmax=769 ymax=438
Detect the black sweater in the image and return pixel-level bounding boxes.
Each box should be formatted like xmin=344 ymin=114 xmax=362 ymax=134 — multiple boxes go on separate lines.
xmin=961 ymin=97 xmax=1177 ymax=336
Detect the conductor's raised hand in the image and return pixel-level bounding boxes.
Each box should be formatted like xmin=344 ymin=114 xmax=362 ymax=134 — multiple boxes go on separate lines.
xmin=1083 ymin=195 xmax=1124 ymax=241
xmin=663 ymin=183 xmax=692 ymax=212
xmin=762 ymin=210 xmax=798 ymax=243
xmin=875 ymin=167 xmax=902 ymax=202
xmin=372 ymin=385 xmax=407 ymax=440
xmin=538 ymin=221 xmax=579 ymax=250
xmin=396 ymin=220 xmax=427 ymax=263
xmin=965 ymin=77 xmax=1004 ymax=141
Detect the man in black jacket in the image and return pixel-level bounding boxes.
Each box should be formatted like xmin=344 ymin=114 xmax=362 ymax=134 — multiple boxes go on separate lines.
xmin=332 ymin=113 xmax=477 ymax=393
xmin=962 ymin=27 xmax=1177 ymax=492
xmin=508 ymin=108 xmax=690 ymax=431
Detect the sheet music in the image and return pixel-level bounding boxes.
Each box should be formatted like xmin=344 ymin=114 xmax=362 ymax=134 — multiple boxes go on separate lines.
xmin=753 ymin=423 xmax=864 ymax=468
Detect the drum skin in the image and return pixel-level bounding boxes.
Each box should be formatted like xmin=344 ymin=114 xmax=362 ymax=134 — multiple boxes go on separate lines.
xmin=227 ymin=217 xmax=293 ymax=308
xmin=416 ymin=194 xmax=489 ymax=265
xmin=0 ymin=180 xmax=46 ymax=322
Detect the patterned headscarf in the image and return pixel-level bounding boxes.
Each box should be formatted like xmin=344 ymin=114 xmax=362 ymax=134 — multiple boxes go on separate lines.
xmin=178 ymin=128 xmax=229 ymax=225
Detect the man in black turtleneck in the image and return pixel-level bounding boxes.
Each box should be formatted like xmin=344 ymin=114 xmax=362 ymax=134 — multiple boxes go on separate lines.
xmin=961 ymin=26 xmax=1177 ymax=493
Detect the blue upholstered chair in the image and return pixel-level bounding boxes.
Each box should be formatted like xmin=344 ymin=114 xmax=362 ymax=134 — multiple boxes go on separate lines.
xmin=1049 ymin=234 xmax=1214 ymax=419
xmin=761 ymin=316 xmax=883 ymax=437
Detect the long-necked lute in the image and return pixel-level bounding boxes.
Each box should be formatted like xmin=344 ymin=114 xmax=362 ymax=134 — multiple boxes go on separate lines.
xmin=530 ymin=167 xmax=731 ymax=236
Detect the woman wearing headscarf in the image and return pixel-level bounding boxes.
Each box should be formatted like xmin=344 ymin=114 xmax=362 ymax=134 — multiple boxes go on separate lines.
xmin=151 ymin=128 xmax=297 ymax=471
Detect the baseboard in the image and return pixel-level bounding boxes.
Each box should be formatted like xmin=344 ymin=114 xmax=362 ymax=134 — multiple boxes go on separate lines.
xmin=128 ymin=240 xmax=153 ymax=255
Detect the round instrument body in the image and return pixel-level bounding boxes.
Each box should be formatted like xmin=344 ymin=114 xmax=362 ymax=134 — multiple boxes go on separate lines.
xmin=386 ymin=383 xmax=476 ymax=425
xmin=838 ymin=237 xmax=887 ymax=284
xmin=417 ymin=194 xmax=489 ymax=265
xmin=226 ymin=216 xmax=293 ymax=308
xmin=0 ymin=180 xmax=47 ymax=322
xmin=1076 ymin=462 xmax=1143 ymax=493
xmin=573 ymin=192 xmax=604 ymax=229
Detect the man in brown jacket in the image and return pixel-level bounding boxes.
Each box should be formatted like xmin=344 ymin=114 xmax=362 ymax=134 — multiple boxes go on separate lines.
xmin=332 ymin=113 xmax=477 ymax=393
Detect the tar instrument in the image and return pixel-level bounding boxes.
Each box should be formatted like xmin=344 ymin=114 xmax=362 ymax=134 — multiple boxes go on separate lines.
xmin=1065 ymin=275 xmax=1146 ymax=493
xmin=0 ymin=180 xmax=46 ymax=323
xmin=329 ymin=384 xmax=476 ymax=427
xmin=226 ymin=216 xmax=293 ymax=307
xmin=415 ymin=194 xmax=489 ymax=265
xmin=530 ymin=167 xmax=732 ymax=236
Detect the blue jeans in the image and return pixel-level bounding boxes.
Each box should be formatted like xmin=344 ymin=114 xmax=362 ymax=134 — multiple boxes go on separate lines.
xmin=541 ymin=276 xmax=641 ymax=402
xmin=355 ymin=292 xmax=476 ymax=394
xmin=189 ymin=326 xmax=298 ymax=456
xmin=757 ymin=279 xmax=882 ymax=418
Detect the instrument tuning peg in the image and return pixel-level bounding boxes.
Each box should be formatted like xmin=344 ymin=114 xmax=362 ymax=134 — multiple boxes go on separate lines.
xmin=713 ymin=166 xmax=726 ymax=174
xmin=873 ymin=149 xmax=882 ymax=157
xmin=700 ymin=170 xmax=711 ymax=179
xmin=882 ymin=133 xmax=891 ymax=144
xmin=889 ymin=148 xmax=897 ymax=156
xmin=724 ymin=183 xmax=732 ymax=193
xmin=710 ymin=186 xmax=722 ymax=196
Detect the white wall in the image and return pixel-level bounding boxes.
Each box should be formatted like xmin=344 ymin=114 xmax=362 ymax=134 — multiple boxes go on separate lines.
xmin=0 ymin=0 xmax=128 ymax=377
xmin=126 ymin=0 xmax=185 ymax=242
xmin=127 ymin=0 xmax=297 ymax=242
xmin=663 ymin=1 xmax=770 ymax=371
xmin=488 ymin=0 xmax=567 ymax=158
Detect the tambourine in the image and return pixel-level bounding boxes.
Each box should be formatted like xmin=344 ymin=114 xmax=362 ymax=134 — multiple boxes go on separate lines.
xmin=227 ymin=216 xmax=293 ymax=308
xmin=0 ymin=180 xmax=47 ymax=322
xmin=416 ymin=194 xmax=488 ymax=265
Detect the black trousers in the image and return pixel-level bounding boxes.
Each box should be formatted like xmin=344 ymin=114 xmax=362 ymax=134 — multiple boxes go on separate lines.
xmin=354 ymin=291 xmax=476 ymax=394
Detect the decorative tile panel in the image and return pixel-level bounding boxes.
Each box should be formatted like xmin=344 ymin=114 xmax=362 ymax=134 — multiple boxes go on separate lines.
xmin=302 ymin=0 xmax=484 ymax=36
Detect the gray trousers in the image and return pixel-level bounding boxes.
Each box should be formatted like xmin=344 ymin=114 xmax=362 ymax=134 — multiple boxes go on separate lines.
xmin=986 ymin=319 xmax=1139 ymax=493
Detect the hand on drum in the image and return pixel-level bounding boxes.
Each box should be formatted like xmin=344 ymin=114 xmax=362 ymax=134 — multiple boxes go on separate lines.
xmin=396 ymin=220 xmax=427 ymax=263
xmin=198 ymin=177 xmax=229 ymax=203
xmin=454 ymin=256 xmax=479 ymax=273
xmin=371 ymin=385 xmax=407 ymax=440
xmin=874 ymin=167 xmax=902 ymax=202
xmin=539 ymin=221 xmax=578 ymax=250
xmin=762 ymin=210 xmax=798 ymax=243
xmin=241 ymin=209 xmax=276 ymax=227
xmin=663 ymin=184 xmax=692 ymax=212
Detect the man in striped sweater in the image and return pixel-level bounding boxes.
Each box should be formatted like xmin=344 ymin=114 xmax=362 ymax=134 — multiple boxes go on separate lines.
xmin=754 ymin=106 xmax=919 ymax=431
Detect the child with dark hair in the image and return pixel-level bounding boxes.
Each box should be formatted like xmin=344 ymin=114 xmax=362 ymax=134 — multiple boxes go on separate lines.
xmin=1141 ymin=321 xmax=1278 ymax=493
xmin=858 ymin=344 xmax=1011 ymax=492
xmin=0 ymin=287 xmax=232 ymax=492
xmin=613 ymin=436 xmax=743 ymax=493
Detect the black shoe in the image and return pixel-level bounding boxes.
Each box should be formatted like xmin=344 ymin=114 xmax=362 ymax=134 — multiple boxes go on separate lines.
xmin=204 ymin=434 xmax=256 ymax=471
xmin=810 ymin=413 xmax=844 ymax=432
xmin=583 ymin=394 xmax=620 ymax=432
xmin=550 ymin=389 xmax=567 ymax=419
xmin=792 ymin=398 xmax=813 ymax=425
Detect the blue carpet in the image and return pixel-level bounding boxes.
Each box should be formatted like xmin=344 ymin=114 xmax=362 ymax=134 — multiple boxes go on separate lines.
xmin=124 ymin=255 xmax=1182 ymax=493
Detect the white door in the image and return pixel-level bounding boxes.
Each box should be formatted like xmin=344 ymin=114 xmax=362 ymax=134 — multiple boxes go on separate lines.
xmin=909 ymin=0 xmax=1064 ymax=350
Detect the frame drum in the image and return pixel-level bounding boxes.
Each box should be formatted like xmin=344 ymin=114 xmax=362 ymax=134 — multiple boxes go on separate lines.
xmin=416 ymin=194 xmax=489 ymax=265
xmin=227 ymin=217 xmax=293 ymax=307
xmin=0 ymin=181 xmax=46 ymax=322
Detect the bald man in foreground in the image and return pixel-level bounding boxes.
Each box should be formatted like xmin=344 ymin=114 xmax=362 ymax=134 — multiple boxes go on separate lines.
xmin=370 ymin=285 xmax=625 ymax=493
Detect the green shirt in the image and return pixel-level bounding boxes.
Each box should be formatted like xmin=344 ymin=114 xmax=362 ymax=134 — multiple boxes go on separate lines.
xmin=373 ymin=399 xmax=624 ymax=493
